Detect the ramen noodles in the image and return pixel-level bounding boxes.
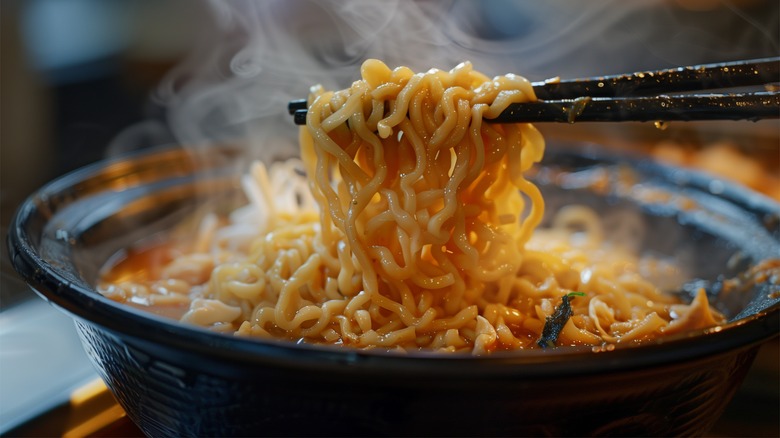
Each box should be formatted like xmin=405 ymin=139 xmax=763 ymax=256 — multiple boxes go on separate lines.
xmin=99 ymin=60 xmax=725 ymax=354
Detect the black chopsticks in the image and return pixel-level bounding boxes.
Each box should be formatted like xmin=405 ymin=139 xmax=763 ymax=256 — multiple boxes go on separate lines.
xmin=529 ymin=57 xmax=779 ymax=99
xmin=490 ymin=92 xmax=779 ymax=123
xmin=288 ymin=57 xmax=780 ymax=125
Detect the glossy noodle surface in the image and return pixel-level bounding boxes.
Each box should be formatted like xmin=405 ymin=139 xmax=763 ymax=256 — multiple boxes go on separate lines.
xmin=99 ymin=60 xmax=724 ymax=354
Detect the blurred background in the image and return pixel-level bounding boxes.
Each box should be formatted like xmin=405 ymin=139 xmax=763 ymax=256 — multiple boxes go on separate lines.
xmin=1 ymin=0 xmax=778 ymax=435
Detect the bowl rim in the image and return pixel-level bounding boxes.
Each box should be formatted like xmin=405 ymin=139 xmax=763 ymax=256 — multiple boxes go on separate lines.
xmin=7 ymin=144 xmax=780 ymax=378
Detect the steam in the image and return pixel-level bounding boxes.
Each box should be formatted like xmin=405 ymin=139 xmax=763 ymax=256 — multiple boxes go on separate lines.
xmin=134 ymin=0 xmax=777 ymax=162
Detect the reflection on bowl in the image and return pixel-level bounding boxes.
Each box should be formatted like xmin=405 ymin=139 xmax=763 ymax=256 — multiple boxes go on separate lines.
xmin=8 ymin=144 xmax=779 ymax=437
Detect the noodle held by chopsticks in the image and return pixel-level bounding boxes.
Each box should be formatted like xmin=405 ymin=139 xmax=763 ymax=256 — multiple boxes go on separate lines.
xmin=99 ymin=60 xmax=724 ymax=354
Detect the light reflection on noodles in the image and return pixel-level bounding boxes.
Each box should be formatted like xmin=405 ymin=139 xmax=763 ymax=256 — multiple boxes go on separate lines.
xmin=99 ymin=60 xmax=724 ymax=354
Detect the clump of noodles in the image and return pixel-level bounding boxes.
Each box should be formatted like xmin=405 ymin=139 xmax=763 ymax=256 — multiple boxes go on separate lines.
xmin=99 ymin=60 xmax=726 ymax=354
xmin=289 ymin=59 xmax=546 ymax=352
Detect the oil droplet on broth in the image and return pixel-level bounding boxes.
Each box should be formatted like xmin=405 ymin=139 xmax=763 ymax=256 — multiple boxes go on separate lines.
xmin=654 ymin=120 xmax=669 ymax=130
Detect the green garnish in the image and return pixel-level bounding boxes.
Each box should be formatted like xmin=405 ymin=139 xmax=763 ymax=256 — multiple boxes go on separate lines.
xmin=537 ymin=292 xmax=585 ymax=349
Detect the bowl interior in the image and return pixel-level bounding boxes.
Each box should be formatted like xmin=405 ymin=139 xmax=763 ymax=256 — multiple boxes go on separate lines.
xmin=8 ymin=143 xmax=780 ymax=371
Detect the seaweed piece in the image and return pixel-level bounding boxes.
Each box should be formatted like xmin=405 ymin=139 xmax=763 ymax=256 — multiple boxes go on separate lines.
xmin=537 ymin=292 xmax=585 ymax=348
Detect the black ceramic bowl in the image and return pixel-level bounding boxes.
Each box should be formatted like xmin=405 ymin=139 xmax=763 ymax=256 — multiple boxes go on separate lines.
xmin=8 ymin=144 xmax=780 ymax=437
